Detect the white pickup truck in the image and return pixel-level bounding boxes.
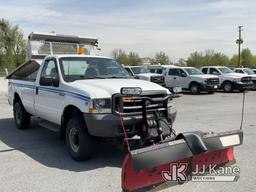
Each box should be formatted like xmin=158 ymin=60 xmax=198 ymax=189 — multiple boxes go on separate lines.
xmin=201 ymin=66 xmax=253 ymax=92
xmin=163 ymin=65 xmax=219 ymax=94
xmin=124 ymin=66 xmax=165 ymax=86
xmin=233 ymin=68 xmax=256 ymax=90
xmin=7 ymin=32 xmax=177 ymax=161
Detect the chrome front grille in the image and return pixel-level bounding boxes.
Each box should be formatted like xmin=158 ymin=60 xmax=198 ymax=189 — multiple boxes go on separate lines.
xmin=150 ymin=76 xmax=165 ymax=84
xmin=241 ymin=76 xmax=252 ymax=83
xmin=113 ymin=92 xmax=168 ymax=115
xmin=206 ymin=78 xmax=219 ymax=85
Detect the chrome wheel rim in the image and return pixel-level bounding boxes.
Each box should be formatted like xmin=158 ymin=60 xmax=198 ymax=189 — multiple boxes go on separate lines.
xmin=191 ymin=86 xmax=198 ymax=94
xmin=224 ymin=84 xmax=231 ymax=92
xmin=69 ymin=127 xmax=79 ymax=153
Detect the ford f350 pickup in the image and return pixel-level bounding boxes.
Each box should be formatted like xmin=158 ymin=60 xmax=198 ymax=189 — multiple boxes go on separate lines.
xmin=7 ymin=32 xmax=177 ymax=160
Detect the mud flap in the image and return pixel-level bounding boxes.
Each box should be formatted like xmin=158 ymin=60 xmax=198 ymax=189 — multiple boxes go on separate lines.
xmin=121 ymin=130 xmax=243 ymax=192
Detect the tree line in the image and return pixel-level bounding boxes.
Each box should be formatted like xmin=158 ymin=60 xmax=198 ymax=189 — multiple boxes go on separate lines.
xmin=0 ymin=19 xmax=26 ymax=72
xmin=113 ymin=48 xmax=256 ymax=68
xmin=1 ymin=18 xmax=256 ymax=72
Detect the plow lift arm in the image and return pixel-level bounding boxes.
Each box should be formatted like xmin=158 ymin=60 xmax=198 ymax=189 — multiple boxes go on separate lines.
xmin=119 ymin=91 xmax=243 ymax=192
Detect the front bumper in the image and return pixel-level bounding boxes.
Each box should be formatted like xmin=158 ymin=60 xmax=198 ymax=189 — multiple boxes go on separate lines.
xmin=200 ymin=83 xmax=218 ymax=91
xmin=233 ymin=81 xmax=254 ymax=90
xmin=84 ymin=107 xmax=177 ymax=138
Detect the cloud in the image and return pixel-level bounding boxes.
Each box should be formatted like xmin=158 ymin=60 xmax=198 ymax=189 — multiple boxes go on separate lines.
xmin=1 ymin=0 xmax=256 ymax=61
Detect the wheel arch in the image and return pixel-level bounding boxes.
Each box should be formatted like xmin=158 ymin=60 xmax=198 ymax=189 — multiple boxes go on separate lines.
xmin=189 ymin=81 xmax=200 ymax=88
xmin=61 ymin=105 xmax=84 ymax=139
xmin=221 ymin=80 xmax=232 ymax=88
xmin=13 ymin=92 xmax=21 ymax=104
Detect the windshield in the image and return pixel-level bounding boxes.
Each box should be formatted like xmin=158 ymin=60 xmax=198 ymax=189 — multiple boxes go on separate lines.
xmin=130 ymin=67 xmax=149 ymax=74
xmin=244 ymin=68 xmax=255 ymax=75
xmin=59 ymin=57 xmax=131 ymax=82
xmin=218 ymin=67 xmax=233 ymax=74
xmin=184 ymin=68 xmax=202 ymax=75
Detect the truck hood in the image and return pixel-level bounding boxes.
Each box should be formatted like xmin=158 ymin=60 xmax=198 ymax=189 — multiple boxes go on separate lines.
xmin=69 ymin=79 xmax=169 ymax=98
xmin=222 ymin=73 xmax=249 ymax=78
xmin=137 ymin=73 xmax=162 ymax=78
xmin=190 ymin=74 xmax=218 ymax=79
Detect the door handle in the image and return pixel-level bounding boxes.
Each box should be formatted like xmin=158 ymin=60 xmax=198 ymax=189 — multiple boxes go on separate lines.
xmin=173 ymin=77 xmax=177 ymax=79
xmin=59 ymin=92 xmax=65 ymax=96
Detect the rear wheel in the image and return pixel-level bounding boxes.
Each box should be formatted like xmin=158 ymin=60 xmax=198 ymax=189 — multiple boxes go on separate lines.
xmin=190 ymin=83 xmax=200 ymax=94
xmin=14 ymin=101 xmax=31 ymax=129
xmin=66 ymin=116 xmax=94 ymax=161
xmin=222 ymin=82 xmax=233 ymax=92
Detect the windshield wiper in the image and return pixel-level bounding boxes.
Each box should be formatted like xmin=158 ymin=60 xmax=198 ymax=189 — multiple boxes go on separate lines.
xmin=102 ymin=75 xmax=131 ymax=79
xmin=84 ymin=76 xmax=107 ymax=79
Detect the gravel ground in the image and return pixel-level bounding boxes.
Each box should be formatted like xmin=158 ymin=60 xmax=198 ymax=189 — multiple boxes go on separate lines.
xmin=0 ymin=90 xmax=255 ymax=192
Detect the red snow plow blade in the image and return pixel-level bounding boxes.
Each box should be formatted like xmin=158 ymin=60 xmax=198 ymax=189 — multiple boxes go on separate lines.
xmin=121 ymin=130 xmax=243 ymax=192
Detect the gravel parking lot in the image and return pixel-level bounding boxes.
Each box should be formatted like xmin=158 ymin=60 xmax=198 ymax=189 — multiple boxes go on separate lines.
xmin=0 ymin=91 xmax=255 ymax=192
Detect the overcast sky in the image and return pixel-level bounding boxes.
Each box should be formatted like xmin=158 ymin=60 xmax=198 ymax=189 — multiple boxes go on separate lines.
xmin=0 ymin=0 xmax=255 ymax=61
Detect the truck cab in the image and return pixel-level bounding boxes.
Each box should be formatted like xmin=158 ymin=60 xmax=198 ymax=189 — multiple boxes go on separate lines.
xmin=163 ymin=65 xmax=219 ymax=94
xmin=7 ymin=32 xmax=177 ymax=160
xmin=201 ymin=66 xmax=253 ymax=92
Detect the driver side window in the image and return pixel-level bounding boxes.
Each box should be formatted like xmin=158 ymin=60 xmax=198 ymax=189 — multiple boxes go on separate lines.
xmin=209 ymin=68 xmax=220 ymax=75
xmin=235 ymin=70 xmax=244 ymax=74
xmin=40 ymin=59 xmax=59 ymax=84
xmin=179 ymin=69 xmax=187 ymax=77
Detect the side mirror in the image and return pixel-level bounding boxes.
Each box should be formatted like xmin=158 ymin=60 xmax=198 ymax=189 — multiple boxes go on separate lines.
xmin=40 ymin=76 xmax=59 ymax=87
xmin=180 ymin=73 xmax=187 ymax=77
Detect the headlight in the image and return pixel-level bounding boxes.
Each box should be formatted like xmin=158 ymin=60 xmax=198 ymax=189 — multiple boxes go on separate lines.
xmin=167 ymin=97 xmax=173 ymax=107
xmin=89 ymin=98 xmax=112 ymax=113
xmin=233 ymin=78 xmax=241 ymax=82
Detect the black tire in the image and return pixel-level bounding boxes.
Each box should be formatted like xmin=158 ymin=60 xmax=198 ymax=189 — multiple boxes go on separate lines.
xmin=66 ymin=116 xmax=94 ymax=161
xmin=189 ymin=83 xmax=200 ymax=94
xmin=208 ymin=91 xmax=215 ymax=94
xmin=13 ymin=101 xmax=31 ymax=129
xmin=252 ymin=81 xmax=256 ymax=90
xmin=222 ymin=81 xmax=233 ymax=93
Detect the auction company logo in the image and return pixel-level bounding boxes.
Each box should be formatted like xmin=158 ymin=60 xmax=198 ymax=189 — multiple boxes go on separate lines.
xmin=162 ymin=163 xmax=240 ymax=183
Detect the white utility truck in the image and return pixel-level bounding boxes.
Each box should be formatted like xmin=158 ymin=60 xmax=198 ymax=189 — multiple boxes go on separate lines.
xmin=163 ymin=65 xmax=220 ymax=94
xmin=201 ymin=66 xmax=253 ymax=92
xmin=7 ymin=32 xmax=177 ymax=160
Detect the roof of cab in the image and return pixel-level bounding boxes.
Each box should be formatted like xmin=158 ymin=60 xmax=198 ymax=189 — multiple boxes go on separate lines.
xmin=28 ymin=32 xmax=98 ymax=45
xmin=49 ymin=54 xmax=113 ymax=60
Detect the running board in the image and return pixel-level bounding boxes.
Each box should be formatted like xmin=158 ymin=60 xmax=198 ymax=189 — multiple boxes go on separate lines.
xmin=39 ymin=120 xmax=60 ymax=132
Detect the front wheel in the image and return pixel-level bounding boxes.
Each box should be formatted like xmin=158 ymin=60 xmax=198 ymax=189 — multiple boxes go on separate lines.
xmin=222 ymin=82 xmax=233 ymax=92
xmin=14 ymin=101 xmax=31 ymax=129
xmin=190 ymin=83 xmax=200 ymax=94
xmin=66 ymin=116 xmax=94 ymax=161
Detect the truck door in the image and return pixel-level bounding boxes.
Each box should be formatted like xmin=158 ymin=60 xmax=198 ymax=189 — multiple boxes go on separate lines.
xmin=165 ymin=68 xmax=182 ymax=88
xmin=34 ymin=58 xmax=63 ymax=124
